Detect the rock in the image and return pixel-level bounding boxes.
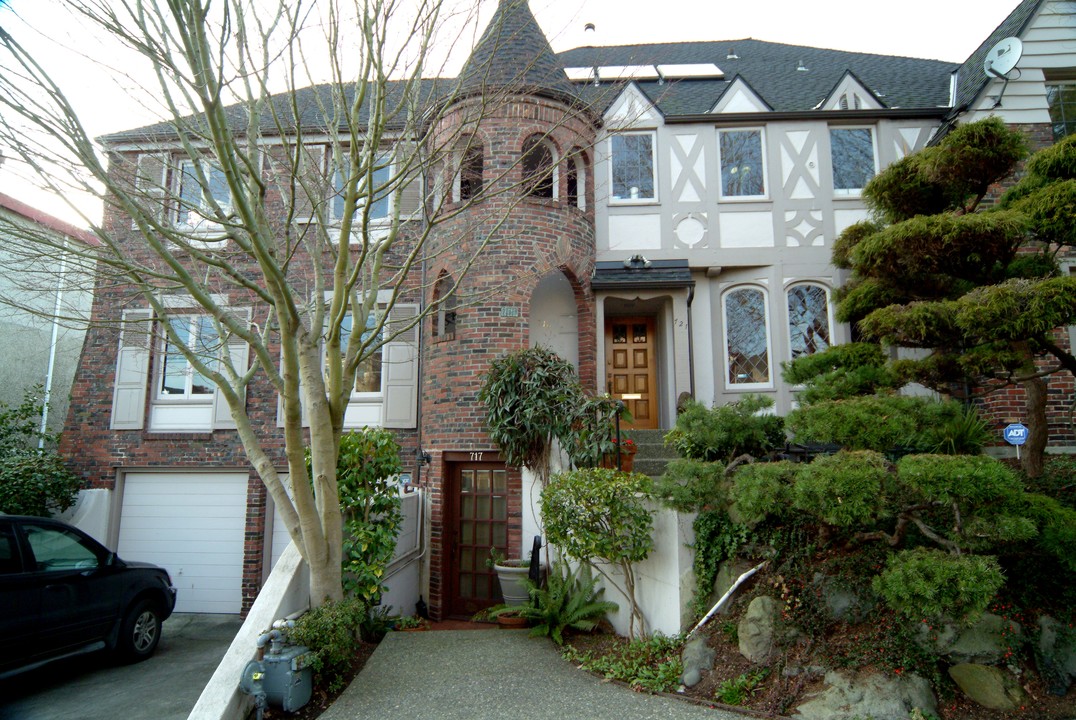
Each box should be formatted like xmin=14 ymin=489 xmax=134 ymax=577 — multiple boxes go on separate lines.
xmin=738 ymin=595 xmax=780 ymax=663
xmin=915 ymin=613 xmax=1022 ymax=664
xmin=793 ymin=669 xmax=937 ymax=720
xmin=813 ymin=573 xmax=874 ymax=623
xmin=1036 ymin=616 xmax=1076 ymax=696
xmin=948 ymin=663 xmax=1025 ymax=711
xmin=710 ymin=560 xmax=755 ymax=614
xmin=680 ymin=634 xmax=716 ymax=687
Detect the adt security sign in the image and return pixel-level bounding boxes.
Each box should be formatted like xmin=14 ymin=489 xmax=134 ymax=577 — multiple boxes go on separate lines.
xmin=1003 ymin=423 xmax=1028 ymax=446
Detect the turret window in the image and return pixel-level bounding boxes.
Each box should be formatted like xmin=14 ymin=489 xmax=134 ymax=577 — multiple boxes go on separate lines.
xmin=456 ymin=142 xmax=484 ymax=202
xmin=521 ymin=135 xmax=556 ymax=198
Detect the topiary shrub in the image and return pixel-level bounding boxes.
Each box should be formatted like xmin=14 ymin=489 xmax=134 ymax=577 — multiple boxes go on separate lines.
xmin=872 ymin=548 xmax=1004 ymax=625
xmin=652 ymin=458 xmax=726 ymax=513
xmin=791 ymin=450 xmax=888 ymax=528
xmin=728 ymin=460 xmax=797 ymax=526
xmin=664 ymin=395 xmax=784 ymax=463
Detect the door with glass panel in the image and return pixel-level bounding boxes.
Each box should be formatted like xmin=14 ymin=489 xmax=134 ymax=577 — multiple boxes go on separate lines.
xmin=605 ymin=316 xmax=658 ymax=429
xmin=446 ymin=461 xmax=509 ymax=617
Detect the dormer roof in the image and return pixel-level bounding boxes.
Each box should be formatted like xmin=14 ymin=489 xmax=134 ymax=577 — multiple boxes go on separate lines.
xmin=560 ymin=39 xmax=957 ymax=116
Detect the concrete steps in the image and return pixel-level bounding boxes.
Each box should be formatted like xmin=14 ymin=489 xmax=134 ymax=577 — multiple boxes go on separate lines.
xmin=622 ymin=428 xmax=677 ymax=478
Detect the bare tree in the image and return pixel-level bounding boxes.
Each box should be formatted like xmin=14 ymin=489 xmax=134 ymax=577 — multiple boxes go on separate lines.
xmin=0 ymin=0 xmax=596 ymax=605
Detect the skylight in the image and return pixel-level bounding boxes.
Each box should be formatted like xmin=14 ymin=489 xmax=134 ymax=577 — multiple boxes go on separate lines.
xmin=564 ymin=63 xmax=725 ymax=84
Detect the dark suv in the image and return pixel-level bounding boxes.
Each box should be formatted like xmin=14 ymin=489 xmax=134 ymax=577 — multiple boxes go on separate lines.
xmin=0 ymin=515 xmax=177 ymax=677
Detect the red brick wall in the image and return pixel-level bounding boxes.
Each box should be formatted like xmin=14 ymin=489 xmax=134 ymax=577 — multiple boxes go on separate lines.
xmin=419 ymin=94 xmax=598 ymax=618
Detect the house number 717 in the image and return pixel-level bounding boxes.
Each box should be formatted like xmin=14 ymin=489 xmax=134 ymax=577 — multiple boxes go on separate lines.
xmin=469 ymin=452 xmax=484 ymax=462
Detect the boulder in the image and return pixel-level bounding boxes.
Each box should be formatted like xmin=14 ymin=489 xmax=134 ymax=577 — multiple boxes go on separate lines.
xmin=813 ymin=573 xmax=874 ymax=623
xmin=738 ymin=595 xmax=780 ymax=663
xmin=948 ymin=663 xmax=1025 ymax=711
xmin=1036 ymin=615 xmax=1076 ymax=696
xmin=680 ymin=634 xmax=716 ymax=687
xmin=793 ymin=669 xmax=937 ymax=720
xmin=915 ymin=613 xmax=1022 ymax=664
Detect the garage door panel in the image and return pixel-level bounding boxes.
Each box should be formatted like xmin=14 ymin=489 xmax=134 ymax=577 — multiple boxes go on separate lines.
xmin=119 ymin=472 xmax=248 ymax=614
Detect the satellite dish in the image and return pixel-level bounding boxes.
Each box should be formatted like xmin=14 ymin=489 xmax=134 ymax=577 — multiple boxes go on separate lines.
xmin=984 ymin=37 xmax=1023 ymax=78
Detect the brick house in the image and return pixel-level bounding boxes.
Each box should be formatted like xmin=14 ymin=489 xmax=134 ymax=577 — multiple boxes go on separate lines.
xmin=60 ymin=0 xmax=1074 ymax=620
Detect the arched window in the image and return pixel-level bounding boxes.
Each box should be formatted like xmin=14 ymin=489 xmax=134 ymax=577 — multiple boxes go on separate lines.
xmin=432 ymin=271 xmax=457 ymax=339
xmin=787 ymin=284 xmax=831 ymax=359
xmin=566 ymin=147 xmax=587 ymax=209
xmin=521 ymin=135 xmax=556 ymax=198
xmin=722 ymin=286 xmax=772 ymax=387
xmin=455 ymin=140 xmax=483 ymax=202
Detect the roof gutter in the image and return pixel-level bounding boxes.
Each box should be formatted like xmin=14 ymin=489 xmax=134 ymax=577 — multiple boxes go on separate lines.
xmin=663 ymin=107 xmax=951 ymax=125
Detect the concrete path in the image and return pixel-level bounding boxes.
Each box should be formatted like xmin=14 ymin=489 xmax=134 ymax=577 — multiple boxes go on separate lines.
xmin=320 ymin=629 xmax=744 ymax=720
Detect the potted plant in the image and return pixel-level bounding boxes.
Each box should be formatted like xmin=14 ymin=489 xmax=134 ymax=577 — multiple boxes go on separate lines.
xmin=601 ymin=437 xmax=637 ymax=472
xmin=487 ymin=548 xmax=530 ymax=606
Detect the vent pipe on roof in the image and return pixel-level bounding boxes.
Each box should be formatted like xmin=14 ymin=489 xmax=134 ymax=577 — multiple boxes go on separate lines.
xmin=727 ymin=47 xmax=739 ymax=60
xmin=796 ymin=60 xmax=809 ymax=72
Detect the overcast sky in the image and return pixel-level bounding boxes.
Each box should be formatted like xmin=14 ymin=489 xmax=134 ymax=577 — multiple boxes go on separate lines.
xmin=0 ymin=0 xmax=1023 ymax=223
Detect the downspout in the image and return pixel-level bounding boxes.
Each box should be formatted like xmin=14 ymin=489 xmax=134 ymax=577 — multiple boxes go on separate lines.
xmin=39 ymin=245 xmax=69 ymax=447
xmin=686 ymin=283 xmax=695 ymax=400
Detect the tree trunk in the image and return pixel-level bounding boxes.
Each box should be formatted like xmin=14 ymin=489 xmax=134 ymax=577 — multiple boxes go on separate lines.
xmin=1021 ymin=375 xmax=1048 ymax=478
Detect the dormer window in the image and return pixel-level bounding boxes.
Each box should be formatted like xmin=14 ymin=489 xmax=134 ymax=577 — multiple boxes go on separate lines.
xmin=521 ymin=135 xmax=556 ymax=198
xmin=610 ymin=131 xmax=656 ymax=203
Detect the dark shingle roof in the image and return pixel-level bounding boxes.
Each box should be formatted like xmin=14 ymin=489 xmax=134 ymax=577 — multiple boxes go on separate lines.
xmin=951 ymin=0 xmax=1044 ymax=114
xmin=458 ymin=0 xmax=579 ymax=104
xmin=591 ymin=260 xmax=694 ymax=290
xmin=559 ymin=39 xmax=958 ymax=115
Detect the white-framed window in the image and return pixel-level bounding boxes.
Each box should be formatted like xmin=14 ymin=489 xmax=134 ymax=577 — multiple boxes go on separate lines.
xmin=110 ymin=307 xmax=248 ymax=433
xmin=722 ymin=286 xmax=772 ymax=388
xmin=156 ymin=315 xmax=219 ymax=401
xmin=610 ymin=131 xmax=656 ymax=203
xmin=1046 ymin=81 xmax=1076 ymax=141
xmin=786 ymin=283 xmax=832 ymax=359
xmin=718 ymin=128 xmax=766 ymax=199
xmin=521 ymin=135 xmax=557 ymax=199
xmin=341 ymin=311 xmax=384 ymax=398
xmin=334 ymin=301 xmax=419 ymax=429
xmin=175 ymin=159 xmax=232 ymax=227
xmin=331 ymin=153 xmax=393 ymax=225
xmin=830 ymin=127 xmax=877 ymax=195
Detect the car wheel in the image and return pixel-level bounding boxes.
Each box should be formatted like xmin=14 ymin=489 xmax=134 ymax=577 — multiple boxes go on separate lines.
xmin=117 ymin=599 xmax=162 ymax=662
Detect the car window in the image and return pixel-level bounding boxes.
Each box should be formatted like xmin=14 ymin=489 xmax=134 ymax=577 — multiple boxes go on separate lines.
xmin=0 ymin=523 xmax=21 ymax=574
xmin=24 ymin=524 xmax=100 ymax=572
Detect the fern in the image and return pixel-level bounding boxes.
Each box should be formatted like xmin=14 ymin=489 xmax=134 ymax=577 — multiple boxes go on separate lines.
xmin=495 ymin=563 xmax=618 ymax=645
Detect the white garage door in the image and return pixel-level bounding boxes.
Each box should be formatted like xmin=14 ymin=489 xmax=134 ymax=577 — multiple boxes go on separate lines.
xmin=118 ymin=472 xmax=248 ymax=614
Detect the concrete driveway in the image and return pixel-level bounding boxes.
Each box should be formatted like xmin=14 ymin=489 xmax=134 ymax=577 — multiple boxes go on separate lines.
xmin=0 ymin=613 xmax=242 ymax=720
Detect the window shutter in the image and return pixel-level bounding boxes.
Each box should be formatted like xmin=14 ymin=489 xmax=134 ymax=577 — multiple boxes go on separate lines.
xmin=134 ymin=153 xmax=169 ymax=225
xmin=110 ymin=309 xmax=153 ymax=429
xmin=382 ymin=304 xmax=419 ymax=428
xmin=212 ymin=311 xmax=250 ymax=430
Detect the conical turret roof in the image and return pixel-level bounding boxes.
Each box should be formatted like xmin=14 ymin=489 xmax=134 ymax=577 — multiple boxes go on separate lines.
xmin=458 ymin=0 xmax=578 ymax=104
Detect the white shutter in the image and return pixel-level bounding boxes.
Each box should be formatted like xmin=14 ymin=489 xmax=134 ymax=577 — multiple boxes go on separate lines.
xmin=213 ymin=309 xmax=251 ymax=430
xmin=134 ymin=153 xmax=169 ymax=225
xmin=382 ymin=304 xmax=419 ymax=428
xmin=110 ymin=309 xmax=153 ymax=430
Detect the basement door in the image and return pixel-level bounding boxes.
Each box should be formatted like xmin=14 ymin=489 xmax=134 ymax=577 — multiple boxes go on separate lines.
xmin=444 ymin=457 xmax=510 ymax=617
xmin=605 ymin=316 xmax=658 ymax=429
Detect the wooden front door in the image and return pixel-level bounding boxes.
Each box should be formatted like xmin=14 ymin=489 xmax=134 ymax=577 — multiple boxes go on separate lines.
xmin=445 ymin=460 xmax=510 ymax=617
xmin=606 ymin=316 xmax=658 ymax=429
